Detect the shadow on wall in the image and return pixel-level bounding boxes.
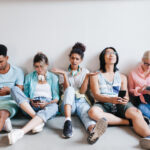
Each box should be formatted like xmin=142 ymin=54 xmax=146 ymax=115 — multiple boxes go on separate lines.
xmin=51 ymin=47 xmax=71 ymax=71
xmin=119 ymin=60 xmax=140 ymax=76
xmin=52 ymin=47 xmax=101 ymax=72
xmin=18 ymin=48 xmax=71 ymax=75
xmin=21 ymin=57 xmax=33 ymax=75
xmin=85 ymin=53 xmax=100 ymax=72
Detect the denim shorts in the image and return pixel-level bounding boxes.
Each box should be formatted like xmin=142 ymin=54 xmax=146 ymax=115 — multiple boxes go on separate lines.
xmin=94 ymin=102 xmax=134 ymax=118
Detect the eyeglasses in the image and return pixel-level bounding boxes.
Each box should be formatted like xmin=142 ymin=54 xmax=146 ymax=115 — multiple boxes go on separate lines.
xmin=105 ymin=51 xmax=117 ymax=55
xmin=144 ymin=62 xmax=150 ymax=66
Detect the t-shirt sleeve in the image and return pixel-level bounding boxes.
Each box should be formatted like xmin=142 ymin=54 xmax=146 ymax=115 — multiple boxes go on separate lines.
xmin=16 ymin=68 xmax=24 ymax=85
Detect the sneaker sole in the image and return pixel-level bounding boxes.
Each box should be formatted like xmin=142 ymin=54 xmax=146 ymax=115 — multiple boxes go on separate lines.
xmin=62 ymin=133 xmax=73 ymax=138
xmin=32 ymin=128 xmax=43 ymax=134
xmin=140 ymin=138 xmax=150 ymax=149
xmin=3 ymin=118 xmax=12 ymax=132
xmin=8 ymin=133 xmax=13 ymax=145
xmin=62 ymin=128 xmax=74 ymax=138
xmin=32 ymin=123 xmax=45 ymax=133
xmin=87 ymin=118 xmax=108 ymax=144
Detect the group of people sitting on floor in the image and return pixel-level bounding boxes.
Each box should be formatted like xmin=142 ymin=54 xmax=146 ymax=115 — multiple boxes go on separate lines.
xmin=0 ymin=43 xmax=149 ymax=149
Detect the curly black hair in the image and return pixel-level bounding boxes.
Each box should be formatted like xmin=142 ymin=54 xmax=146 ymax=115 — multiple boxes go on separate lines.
xmin=69 ymin=42 xmax=86 ymax=59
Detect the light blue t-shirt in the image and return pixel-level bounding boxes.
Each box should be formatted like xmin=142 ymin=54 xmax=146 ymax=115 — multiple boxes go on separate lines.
xmin=0 ymin=64 xmax=24 ymax=100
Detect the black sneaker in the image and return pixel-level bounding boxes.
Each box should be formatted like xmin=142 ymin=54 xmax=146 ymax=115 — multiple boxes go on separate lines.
xmin=62 ymin=120 xmax=73 ymax=138
xmin=87 ymin=118 xmax=108 ymax=144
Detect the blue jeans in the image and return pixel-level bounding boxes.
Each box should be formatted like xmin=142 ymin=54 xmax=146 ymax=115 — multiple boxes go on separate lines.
xmin=138 ymin=104 xmax=150 ymax=119
xmin=61 ymin=87 xmax=96 ymax=130
xmin=11 ymin=86 xmax=58 ymax=122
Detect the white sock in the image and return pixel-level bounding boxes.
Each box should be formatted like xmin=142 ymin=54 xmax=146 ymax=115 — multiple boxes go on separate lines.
xmin=65 ymin=117 xmax=71 ymax=122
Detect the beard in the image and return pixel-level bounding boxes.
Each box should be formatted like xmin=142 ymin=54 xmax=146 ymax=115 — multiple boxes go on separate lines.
xmin=0 ymin=63 xmax=7 ymax=70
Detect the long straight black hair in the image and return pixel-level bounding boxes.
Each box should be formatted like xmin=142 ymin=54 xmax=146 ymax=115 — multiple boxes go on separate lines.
xmin=99 ymin=47 xmax=119 ymax=72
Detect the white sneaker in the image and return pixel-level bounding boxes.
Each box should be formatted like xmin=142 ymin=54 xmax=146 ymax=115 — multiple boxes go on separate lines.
xmin=8 ymin=129 xmax=24 ymax=145
xmin=32 ymin=123 xmax=45 ymax=133
xmin=3 ymin=118 xmax=12 ymax=132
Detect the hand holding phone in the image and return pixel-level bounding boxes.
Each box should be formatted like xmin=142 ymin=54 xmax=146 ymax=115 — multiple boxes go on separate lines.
xmin=33 ymin=100 xmax=41 ymax=103
xmin=31 ymin=99 xmax=42 ymax=108
xmin=118 ymin=90 xmax=126 ymax=98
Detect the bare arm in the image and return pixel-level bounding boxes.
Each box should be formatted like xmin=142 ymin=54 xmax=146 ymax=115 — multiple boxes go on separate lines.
xmin=90 ymin=75 xmax=113 ymax=103
xmin=51 ymin=68 xmax=70 ymax=91
xmin=120 ymin=74 xmax=129 ymax=103
xmin=16 ymin=85 xmax=23 ymax=90
xmin=35 ymin=99 xmax=59 ymax=109
xmin=62 ymin=73 xmax=70 ymax=90
xmin=80 ymin=74 xmax=90 ymax=94
xmin=47 ymin=99 xmax=58 ymax=104
xmin=0 ymin=84 xmax=23 ymax=96
xmin=80 ymin=72 xmax=99 ymax=94
xmin=90 ymin=74 xmax=127 ymax=104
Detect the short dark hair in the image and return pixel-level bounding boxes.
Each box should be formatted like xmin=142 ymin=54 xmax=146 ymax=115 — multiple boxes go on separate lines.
xmin=0 ymin=44 xmax=7 ymax=57
xmin=69 ymin=42 xmax=86 ymax=59
xmin=33 ymin=52 xmax=49 ymax=65
xmin=99 ymin=47 xmax=119 ymax=72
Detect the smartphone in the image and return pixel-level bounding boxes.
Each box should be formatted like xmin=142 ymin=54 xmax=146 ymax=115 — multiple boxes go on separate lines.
xmin=146 ymin=86 xmax=150 ymax=91
xmin=118 ymin=90 xmax=126 ymax=98
xmin=33 ymin=100 xmax=41 ymax=103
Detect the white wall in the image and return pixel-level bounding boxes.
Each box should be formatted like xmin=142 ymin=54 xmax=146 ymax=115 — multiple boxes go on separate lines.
xmin=0 ymin=0 xmax=150 ymax=74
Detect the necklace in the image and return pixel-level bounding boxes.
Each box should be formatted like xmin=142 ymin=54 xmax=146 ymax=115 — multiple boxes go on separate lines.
xmin=68 ymin=65 xmax=80 ymax=76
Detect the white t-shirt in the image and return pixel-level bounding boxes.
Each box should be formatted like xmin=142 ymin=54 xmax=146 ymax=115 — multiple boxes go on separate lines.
xmin=34 ymin=83 xmax=52 ymax=98
xmin=59 ymin=68 xmax=89 ymax=91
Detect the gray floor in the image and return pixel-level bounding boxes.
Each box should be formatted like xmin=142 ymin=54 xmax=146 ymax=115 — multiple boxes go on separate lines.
xmin=0 ymin=116 xmax=144 ymax=150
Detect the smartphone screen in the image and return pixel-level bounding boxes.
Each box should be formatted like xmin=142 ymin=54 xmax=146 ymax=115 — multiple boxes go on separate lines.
xmin=118 ymin=90 xmax=126 ymax=98
xmin=33 ymin=100 xmax=41 ymax=103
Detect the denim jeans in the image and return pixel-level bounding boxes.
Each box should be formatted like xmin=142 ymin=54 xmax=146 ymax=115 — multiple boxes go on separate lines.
xmin=138 ymin=104 xmax=150 ymax=119
xmin=60 ymin=87 xmax=96 ymax=130
xmin=11 ymin=86 xmax=58 ymax=122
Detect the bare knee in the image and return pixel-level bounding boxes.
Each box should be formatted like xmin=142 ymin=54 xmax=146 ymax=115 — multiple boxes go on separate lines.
xmin=125 ymin=107 xmax=142 ymax=120
xmin=0 ymin=110 xmax=10 ymax=119
xmin=0 ymin=110 xmax=10 ymax=131
xmin=88 ymin=106 xmax=103 ymax=120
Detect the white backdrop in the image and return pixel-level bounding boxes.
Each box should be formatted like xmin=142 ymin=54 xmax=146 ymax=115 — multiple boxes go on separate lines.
xmin=0 ymin=0 xmax=150 ymax=74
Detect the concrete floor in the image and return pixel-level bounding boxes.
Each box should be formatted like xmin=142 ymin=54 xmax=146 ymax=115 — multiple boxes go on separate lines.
xmin=0 ymin=116 xmax=144 ymax=150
